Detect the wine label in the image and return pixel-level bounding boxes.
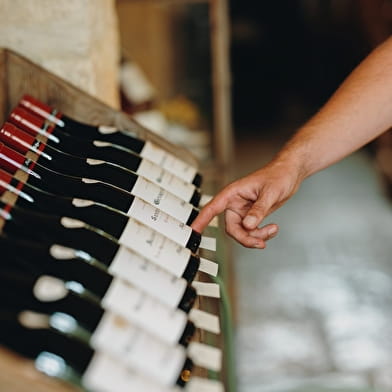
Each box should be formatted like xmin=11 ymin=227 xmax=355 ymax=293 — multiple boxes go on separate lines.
xmin=200 ymin=194 xmax=213 ymax=207
xmin=82 ymin=178 xmax=99 ymax=184
xmin=188 ymin=309 xmax=221 ymax=334
xmin=136 ymin=158 xmax=195 ymax=202
xmin=91 ymin=312 xmax=187 ymax=386
xmin=209 ymin=216 xmax=219 ymax=228
xmin=72 ymin=198 xmax=95 ymax=207
xmin=118 ymin=218 xmax=191 ymax=277
xmin=127 ymin=197 xmax=191 ymax=246
xmin=98 ymin=125 xmax=118 ymax=135
xmin=50 ymin=245 xmax=77 ymax=259
xmin=19 ymin=310 xmax=51 ymax=329
xmin=60 ymin=217 xmax=86 ymax=229
xmin=86 ymin=158 xmax=105 ymax=166
xmin=191 ymin=282 xmax=220 ymax=298
xmin=110 ymin=247 xmax=187 ymax=308
xmin=200 ymin=236 xmax=217 ymax=251
xmin=33 ymin=276 xmax=68 ymax=302
xmin=140 ymin=141 xmax=198 ymax=183
xmin=188 ymin=342 xmax=222 ymax=372
xmin=131 ymin=176 xmax=193 ymax=223
xmin=93 ymin=140 xmax=112 ymax=147
xmin=186 ymin=377 xmax=224 ymax=392
xmin=199 ymin=257 xmax=219 ymax=277
xmin=83 ymin=352 xmax=173 ymax=392
xmin=102 ymin=278 xmax=187 ymax=345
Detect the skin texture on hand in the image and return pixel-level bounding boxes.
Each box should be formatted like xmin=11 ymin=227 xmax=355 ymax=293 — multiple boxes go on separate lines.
xmin=192 ymin=36 xmax=392 ymax=247
xmin=191 ymin=158 xmax=305 ymax=248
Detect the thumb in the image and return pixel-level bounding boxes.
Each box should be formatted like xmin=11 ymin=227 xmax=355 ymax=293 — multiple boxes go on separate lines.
xmin=242 ymin=196 xmax=272 ymax=230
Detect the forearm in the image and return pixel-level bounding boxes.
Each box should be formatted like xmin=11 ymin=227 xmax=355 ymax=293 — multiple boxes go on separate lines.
xmin=191 ymin=36 xmax=392 ymax=239
xmin=274 ymin=36 xmax=392 ymax=180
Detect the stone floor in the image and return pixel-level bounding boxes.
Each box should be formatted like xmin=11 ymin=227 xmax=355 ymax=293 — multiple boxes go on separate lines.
xmin=231 ymin=135 xmax=392 ymax=392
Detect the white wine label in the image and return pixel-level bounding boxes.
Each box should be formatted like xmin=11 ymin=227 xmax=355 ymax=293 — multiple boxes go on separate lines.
xmin=209 ymin=216 xmax=219 ymax=228
xmin=110 ymin=247 xmax=187 ymax=308
xmin=118 ymin=218 xmax=191 ymax=277
xmin=86 ymin=158 xmax=105 ymax=165
xmin=102 ymin=278 xmax=187 ymax=345
xmin=188 ymin=342 xmax=222 ymax=372
xmin=33 ymin=276 xmax=68 ymax=302
xmin=72 ymin=198 xmax=95 ymax=207
xmin=136 ymin=158 xmax=195 ymax=201
xmin=19 ymin=311 xmax=50 ymax=329
xmin=189 ymin=309 xmax=221 ymax=334
xmin=186 ymin=377 xmax=224 ymax=392
xmin=200 ymin=194 xmax=213 ymax=207
xmin=191 ymin=282 xmax=220 ymax=298
xmin=83 ymin=352 xmax=172 ymax=392
xmin=93 ymin=140 xmax=113 ymax=147
xmin=60 ymin=217 xmax=86 ymax=229
xmin=141 ymin=141 xmax=198 ymax=183
xmin=200 ymin=236 xmax=217 ymax=251
xmin=98 ymin=125 xmax=118 ymax=135
xmin=82 ymin=178 xmax=99 ymax=184
xmin=50 ymin=245 xmax=77 ymax=259
xmin=92 ymin=312 xmax=186 ymax=386
xmin=127 ymin=197 xmax=191 ymax=246
xmin=199 ymin=257 xmax=219 ymax=277
xmin=131 ymin=176 xmax=193 ymax=223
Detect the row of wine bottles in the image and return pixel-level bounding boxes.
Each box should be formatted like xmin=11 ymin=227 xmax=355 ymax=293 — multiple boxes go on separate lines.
xmin=0 ymin=95 xmax=223 ymax=392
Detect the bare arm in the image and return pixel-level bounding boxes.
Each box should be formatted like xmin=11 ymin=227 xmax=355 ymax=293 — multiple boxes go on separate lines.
xmin=191 ymin=36 xmax=392 ymax=247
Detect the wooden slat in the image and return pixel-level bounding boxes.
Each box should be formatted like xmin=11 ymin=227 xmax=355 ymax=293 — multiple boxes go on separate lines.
xmin=0 ymin=50 xmax=7 ymax=122
xmin=210 ymin=0 xmax=233 ymax=176
xmin=1 ymin=48 xmax=199 ymax=168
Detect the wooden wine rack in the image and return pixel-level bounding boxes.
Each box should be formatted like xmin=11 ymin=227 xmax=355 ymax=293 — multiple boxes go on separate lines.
xmin=0 ymin=48 xmax=226 ymax=391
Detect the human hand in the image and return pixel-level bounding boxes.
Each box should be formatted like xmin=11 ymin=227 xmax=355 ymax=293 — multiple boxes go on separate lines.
xmin=191 ymin=159 xmax=304 ymax=248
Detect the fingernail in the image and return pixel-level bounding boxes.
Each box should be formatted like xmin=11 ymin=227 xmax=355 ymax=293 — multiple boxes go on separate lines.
xmin=253 ymin=242 xmax=265 ymax=249
xmin=243 ymin=215 xmax=258 ymax=229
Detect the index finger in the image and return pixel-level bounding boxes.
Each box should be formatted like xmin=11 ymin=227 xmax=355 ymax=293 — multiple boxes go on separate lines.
xmin=191 ymin=192 xmax=228 ymax=233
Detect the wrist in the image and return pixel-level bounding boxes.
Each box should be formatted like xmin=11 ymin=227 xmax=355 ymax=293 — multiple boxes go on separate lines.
xmin=272 ymin=147 xmax=310 ymax=183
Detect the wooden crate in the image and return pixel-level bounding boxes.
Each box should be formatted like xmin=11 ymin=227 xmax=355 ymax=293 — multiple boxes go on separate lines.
xmin=0 ymin=48 xmax=209 ymax=391
xmin=0 ymin=48 xmax=199 ymax=168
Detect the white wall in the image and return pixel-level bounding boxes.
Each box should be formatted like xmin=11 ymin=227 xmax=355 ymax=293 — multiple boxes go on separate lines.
xmin=0 ymin=0 xmax=120 ymax=108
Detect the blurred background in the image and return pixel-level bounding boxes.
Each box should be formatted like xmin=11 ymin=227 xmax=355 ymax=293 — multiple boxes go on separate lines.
xmin=118 ymin=1 xmax=392 ymax=391
xmin=1 ymin=0 xmax=392 ymax=391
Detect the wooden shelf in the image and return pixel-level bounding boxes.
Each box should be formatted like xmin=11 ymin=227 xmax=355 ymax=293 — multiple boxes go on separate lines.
xmin=0 ymin=47 xmax=207 ymax=391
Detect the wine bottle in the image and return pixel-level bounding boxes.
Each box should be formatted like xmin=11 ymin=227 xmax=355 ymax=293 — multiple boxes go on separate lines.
xmin=0 ymin=310 xmax=193 ymax=389
xmin=18 ymin=94 xmax=202 ymax=186
xmin=0 ymin=159 xmax=201 ymax=253
xmin=0 ymin=233 xmax=196 ymax=312
xmin=0 ymin=267 xmax=194 ymax=387
xmin=0 ymin=244 xmax=195 ymax=347
xmin=0 ymin=200 xmax=200 ymax=282
xmin=9 ymin=108 xmax=201 ymax=205
xmin=0 ymin=141 xmax=199 ymax=224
